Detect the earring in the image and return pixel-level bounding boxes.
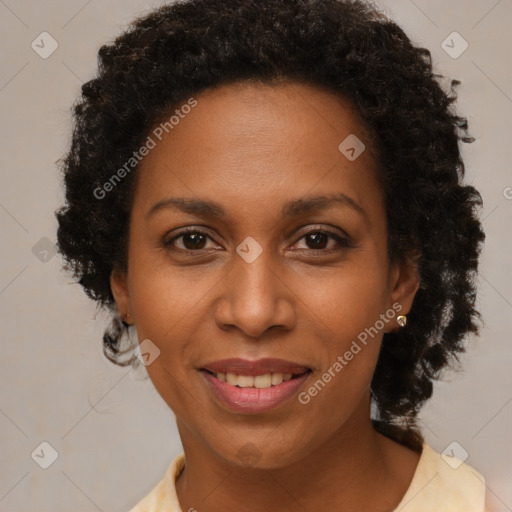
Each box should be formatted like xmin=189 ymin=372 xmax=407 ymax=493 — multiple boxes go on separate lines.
xmin=397 ymin=315 xmax=407 ymax=327
xmin=122 ymin=313 xmax=132 ymax=326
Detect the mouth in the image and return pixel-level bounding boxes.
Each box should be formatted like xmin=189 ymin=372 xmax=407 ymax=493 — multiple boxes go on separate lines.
xmin=198 ymin=358 xmax=313 ymax=413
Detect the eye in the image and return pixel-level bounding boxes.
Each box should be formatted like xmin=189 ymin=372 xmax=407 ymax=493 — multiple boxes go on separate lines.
xmin=292 ymin=229 xmax=351 ymax=253
xmin=164 ymin=227 xmax=218 ymax=253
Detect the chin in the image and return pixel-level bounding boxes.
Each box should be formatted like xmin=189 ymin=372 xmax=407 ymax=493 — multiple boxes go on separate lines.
xmin=215 ymin=438 xmax=307 ymax=471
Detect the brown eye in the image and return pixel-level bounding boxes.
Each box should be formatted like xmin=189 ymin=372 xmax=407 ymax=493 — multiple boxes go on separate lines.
xmin=164 ymin=229 xmax=217 ymax=252
xmin=293 ymin=230 xmax=351 ymax=252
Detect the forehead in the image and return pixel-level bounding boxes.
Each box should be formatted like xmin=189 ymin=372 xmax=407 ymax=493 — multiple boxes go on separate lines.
xmin=133 ymin=81 xmax=383 ymax=222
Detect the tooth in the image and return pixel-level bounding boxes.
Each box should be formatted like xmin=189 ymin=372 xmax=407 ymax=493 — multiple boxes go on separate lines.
xmin=254 ymin=374 xmax=272 ymax=388
xmin=271 ymin=373 xmax=284 ymax=385
xmin=237 ymin=375 xmax=254 ymax=388
xmin=226 ymin=372 xmax=238 ymax=385
xmin=216 ymin=372 xmax=226 ymax=382
xmin=283 ymin=373 xmax=292 ymax=381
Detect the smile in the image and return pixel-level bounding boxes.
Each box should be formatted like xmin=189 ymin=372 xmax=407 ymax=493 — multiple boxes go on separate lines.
xmin=199 ymin=365 xmax=312 ymax=414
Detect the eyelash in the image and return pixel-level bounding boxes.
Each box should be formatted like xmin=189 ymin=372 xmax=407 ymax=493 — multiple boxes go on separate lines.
xmin=163 ymin=226 xmax=352 ymax=256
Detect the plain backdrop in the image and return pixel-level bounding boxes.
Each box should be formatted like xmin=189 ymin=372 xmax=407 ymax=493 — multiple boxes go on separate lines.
xmin=0 ymin=0 xmax=511 ymax=510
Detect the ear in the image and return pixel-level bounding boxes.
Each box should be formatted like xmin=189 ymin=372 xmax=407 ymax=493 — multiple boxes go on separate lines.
xmin=387 ymin=253 xmax=420 ymax=331
xmin=110 ymin=267 xmax=132 ymax=322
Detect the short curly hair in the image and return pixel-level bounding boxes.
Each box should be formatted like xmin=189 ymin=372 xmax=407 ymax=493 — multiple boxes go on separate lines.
xmin=55 ymin=0 xmax=485 ymax=451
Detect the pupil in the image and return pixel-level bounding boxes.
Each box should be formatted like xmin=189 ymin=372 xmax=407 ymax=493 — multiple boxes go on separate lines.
xmin=184 ymin=233 xmax=205 ymax=250
xmin=308 ymin=233 xmax=327 ymax=249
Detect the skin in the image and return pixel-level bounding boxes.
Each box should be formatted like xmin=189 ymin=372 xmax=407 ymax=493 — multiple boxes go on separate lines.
xmin=111 ymin=80 xmax=421 ymax=511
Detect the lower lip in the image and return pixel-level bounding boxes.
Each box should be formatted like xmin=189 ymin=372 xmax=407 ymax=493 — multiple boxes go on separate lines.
xmin=200 ymin=370 xmax=311 ymax=414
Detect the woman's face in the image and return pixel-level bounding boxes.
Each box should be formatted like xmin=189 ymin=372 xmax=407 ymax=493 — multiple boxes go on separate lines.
xmin=111 ymin=81 xmax=418 ymax=468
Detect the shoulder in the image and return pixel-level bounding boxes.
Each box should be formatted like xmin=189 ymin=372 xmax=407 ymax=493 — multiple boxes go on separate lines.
xmin=393 ymin=442 xmax=487 ymax=512
xmin=128 ymin=453 xmax=185 ymax=512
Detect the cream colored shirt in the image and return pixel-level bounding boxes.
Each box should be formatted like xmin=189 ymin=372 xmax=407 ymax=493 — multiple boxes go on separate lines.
xmin=129 ymin=442 xmax=487 ymax=511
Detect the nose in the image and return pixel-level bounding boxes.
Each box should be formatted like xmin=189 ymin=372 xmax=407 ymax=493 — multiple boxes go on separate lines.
xmin=213 ymin=250 xmax=296 ymax=338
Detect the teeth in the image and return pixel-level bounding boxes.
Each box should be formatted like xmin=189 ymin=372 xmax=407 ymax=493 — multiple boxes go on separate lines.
xmin=237 ymin=375 xmax=254 ymax=388
xmin=226 ymin=372 xmax=237 ymax=385
xmin=254 ymin=374 xmax=271 ymax=388
xmin=215 ymin=372 xmax=298 ymax=388
xmin=271 ymin=373 xmax=282 ymax=385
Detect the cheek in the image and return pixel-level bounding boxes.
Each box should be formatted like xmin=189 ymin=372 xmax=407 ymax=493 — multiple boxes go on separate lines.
xmin=127 ymin=249 xmax=213 ymax=342
xmin=293 ymin=256 xmax=390 ymax=338
xmin=296 ymin=319 xmax=382 ymax=439
xmin=126 ymin=253 xmax=223 ymax=403
xmin=291 ymin=257 xmax=389 ymax=409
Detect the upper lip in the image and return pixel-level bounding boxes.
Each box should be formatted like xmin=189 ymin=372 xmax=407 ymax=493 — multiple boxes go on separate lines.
xmin=200 ymin=358 xmax=311 ymax=376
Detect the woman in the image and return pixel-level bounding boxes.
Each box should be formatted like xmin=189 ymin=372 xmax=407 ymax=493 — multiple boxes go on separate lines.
xmin=55 ymin=0 xmax=487 ymax=510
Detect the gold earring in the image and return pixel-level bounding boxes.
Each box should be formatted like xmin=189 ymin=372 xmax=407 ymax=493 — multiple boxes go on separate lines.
xmin=397 ymin=315 xmax=407 ymax=327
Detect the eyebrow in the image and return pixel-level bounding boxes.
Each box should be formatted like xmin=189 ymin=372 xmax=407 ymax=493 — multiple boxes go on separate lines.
xmin=146 ymin=192 xmax=367 ymax=221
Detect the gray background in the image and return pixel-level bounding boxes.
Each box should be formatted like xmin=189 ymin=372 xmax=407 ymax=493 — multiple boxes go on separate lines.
xmin=0 ymin=0 xmax=510 ymax=510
